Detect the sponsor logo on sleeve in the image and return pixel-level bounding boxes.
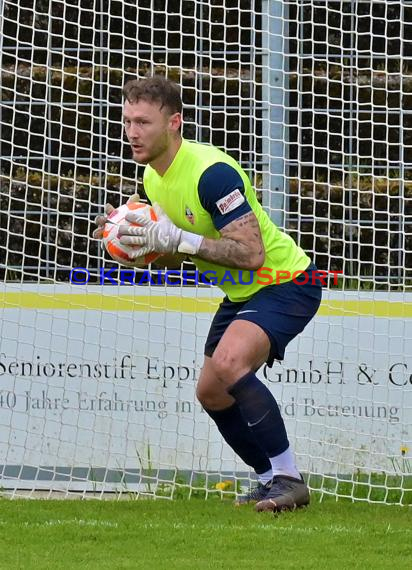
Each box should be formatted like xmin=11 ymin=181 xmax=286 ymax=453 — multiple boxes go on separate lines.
xmin=216 ymin=188 xmax=245 ymax=214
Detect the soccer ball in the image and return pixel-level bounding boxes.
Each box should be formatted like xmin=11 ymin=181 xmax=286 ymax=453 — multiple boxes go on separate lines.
xmin=102 ymin=202 xmax=161 ymax=267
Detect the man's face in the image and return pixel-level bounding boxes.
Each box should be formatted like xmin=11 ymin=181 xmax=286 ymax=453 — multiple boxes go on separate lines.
xmin=123 ymin=99 xmax=180 ymax=164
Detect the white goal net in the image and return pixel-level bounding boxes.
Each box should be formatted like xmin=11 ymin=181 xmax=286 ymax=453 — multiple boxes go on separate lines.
xmin=0 ymin=0 xmax=411 ymax=504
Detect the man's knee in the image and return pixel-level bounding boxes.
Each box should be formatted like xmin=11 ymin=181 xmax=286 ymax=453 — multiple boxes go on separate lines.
xmin=196 ymin=363 xmax=236 ymax=409
xmin=195 ymin=382 xmax=208 ymax=405
xmin=196 ymin=383 xmax=227 ymax=409
xmin=210 ymin=348 xmax=248 ymax=385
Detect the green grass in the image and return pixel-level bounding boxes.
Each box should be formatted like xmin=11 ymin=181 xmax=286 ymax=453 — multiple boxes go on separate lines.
xmin=308 ymin=473 xmax=412 ymax=505
xmin=0 ymin=498 xmax=411 ymax=569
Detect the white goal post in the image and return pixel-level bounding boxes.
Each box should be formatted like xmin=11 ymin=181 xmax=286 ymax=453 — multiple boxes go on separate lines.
xmin=0 ymin=0 xmax=411 ymax=504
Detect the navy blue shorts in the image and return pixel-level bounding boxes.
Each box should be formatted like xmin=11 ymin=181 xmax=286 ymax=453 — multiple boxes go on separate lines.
xmin=204 ymin=264 xmax=322 ymax=366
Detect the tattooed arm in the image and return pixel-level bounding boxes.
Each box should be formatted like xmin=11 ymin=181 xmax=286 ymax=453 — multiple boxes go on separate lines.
xmin=196 ymin=211 xmax=265 ymax=270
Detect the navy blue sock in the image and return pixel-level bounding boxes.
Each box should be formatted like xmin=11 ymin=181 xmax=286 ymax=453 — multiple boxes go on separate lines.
xmin=228 ymin=371 xmax=289 ymax=457
xmin=203 ymin=402 xmax=271 ymax=474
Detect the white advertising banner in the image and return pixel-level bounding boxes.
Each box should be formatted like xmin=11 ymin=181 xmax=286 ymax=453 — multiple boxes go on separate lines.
xmin=0 ymin=284 xmax=411 ymax=485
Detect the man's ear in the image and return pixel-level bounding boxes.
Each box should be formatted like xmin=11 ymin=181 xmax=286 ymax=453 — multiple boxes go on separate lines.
xmin=169 ymin=112 xmax=182 ymax=133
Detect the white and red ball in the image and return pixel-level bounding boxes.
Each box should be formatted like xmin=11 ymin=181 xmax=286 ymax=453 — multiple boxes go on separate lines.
xmin=103 ymin=202 xmax=161 ymax=267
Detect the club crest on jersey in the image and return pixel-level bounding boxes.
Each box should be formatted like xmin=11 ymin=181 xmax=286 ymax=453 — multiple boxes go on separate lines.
xmin=185 ymin=206 xmax=195 ymax=224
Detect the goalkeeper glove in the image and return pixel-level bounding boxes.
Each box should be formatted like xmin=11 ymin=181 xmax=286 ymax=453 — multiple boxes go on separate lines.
xmin=118 ymin=203 xmax=203 ymax=257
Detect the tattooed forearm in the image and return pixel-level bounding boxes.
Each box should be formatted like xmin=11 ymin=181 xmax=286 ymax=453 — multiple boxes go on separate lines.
xmin=198 ymin=238 xmax=254 ymax=268
xmin=196 ymin=212 xmax=265 ymax=270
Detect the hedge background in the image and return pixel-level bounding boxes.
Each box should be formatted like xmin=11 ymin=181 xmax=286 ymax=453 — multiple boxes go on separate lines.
xmin=1 ymin=1 xmax=411 ymax=287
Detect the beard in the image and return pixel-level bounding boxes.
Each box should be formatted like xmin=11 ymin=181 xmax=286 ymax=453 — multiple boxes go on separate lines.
xmin=131 ymin=134 xmax=170 ymax=164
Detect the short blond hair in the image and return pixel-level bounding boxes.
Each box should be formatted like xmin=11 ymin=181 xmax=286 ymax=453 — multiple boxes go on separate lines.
xmin=123 ymin=76 xmax=182 ymax=115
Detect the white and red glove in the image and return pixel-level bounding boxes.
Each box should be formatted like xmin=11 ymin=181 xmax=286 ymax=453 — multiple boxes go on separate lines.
xmin=118 ymin=203 xmax=203 ymax=258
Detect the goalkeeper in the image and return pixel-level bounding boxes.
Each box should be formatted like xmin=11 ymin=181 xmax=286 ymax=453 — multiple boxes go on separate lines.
xmin=94 ymin=76 xmax=322 ymax=513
